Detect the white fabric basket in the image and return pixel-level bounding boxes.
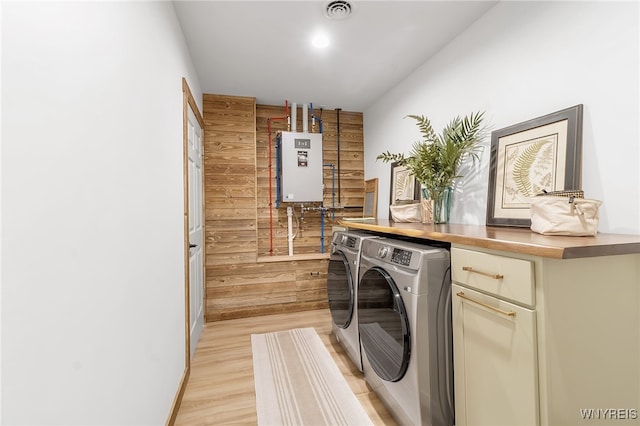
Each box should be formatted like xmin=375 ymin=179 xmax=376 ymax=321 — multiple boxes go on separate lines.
xmin=389 ymin=203 xmax=422 ymax=223
xmin=530 ymin=196 xmax=602 ymax=236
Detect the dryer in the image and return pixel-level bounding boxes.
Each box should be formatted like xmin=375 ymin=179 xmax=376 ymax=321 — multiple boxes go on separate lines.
xmin=358 ymin=237 xmax=454 ymax=426
xmin=327 ymin=230 xmax=378 ymax=372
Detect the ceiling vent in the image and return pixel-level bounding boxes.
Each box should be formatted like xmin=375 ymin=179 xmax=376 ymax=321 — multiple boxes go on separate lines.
xmin=324 ymin=0 xmax=353 ymax=20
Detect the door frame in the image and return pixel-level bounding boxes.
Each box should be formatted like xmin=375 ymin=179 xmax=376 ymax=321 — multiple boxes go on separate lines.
xmin=167 ymin=78 xmax=205 ymax=426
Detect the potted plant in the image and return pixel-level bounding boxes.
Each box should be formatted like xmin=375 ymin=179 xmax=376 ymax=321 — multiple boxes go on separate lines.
xmin=377 ymin=112 xmax=486 ymax=223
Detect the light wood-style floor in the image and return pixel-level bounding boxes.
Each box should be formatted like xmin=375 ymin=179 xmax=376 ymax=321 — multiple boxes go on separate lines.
xmin=175 ymin=309 xmax=398 ymax=425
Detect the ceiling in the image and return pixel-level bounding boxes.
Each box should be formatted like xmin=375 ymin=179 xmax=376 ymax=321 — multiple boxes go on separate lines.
xmin=173 ymin=1 xmax=498 ymax=112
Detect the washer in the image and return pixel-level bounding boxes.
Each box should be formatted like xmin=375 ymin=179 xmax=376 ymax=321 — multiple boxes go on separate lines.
xmin=327 ymin=230 xmax=379 ymax=372
xmin=358 ymin=237 xmax=454 ymax=426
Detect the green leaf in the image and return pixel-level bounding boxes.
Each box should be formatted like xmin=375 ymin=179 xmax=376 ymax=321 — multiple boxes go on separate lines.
xmin=376 ymin=151 xmax=405 ymax=164
xmin=378 ymin=111 xmax=487 ymax=191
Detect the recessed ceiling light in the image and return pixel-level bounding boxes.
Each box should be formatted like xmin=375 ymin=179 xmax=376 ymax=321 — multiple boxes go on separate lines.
xmin=312 ymin=34 xmax=330 ymax=48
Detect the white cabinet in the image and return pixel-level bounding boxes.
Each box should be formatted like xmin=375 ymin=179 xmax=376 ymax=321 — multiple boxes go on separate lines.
xmin=451 ymin=246 xmax=640 ymax=426
xmin=453 ymin=284 xmax=538 ymax=426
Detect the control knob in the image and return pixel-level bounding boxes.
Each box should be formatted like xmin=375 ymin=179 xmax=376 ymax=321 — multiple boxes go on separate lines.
xmin=377 ymin=246 xmax=389 ymax=258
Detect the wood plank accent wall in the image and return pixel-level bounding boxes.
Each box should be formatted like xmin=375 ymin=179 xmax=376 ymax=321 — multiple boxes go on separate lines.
xmin=204 ymin=94 xmax=365 ymax=321
xmin=203 ymin=95 xmax=257 ymax=266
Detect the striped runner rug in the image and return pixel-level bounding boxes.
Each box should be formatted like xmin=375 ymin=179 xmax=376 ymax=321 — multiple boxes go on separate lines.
xmin=251 ymin=327 xmax=373 ymax=426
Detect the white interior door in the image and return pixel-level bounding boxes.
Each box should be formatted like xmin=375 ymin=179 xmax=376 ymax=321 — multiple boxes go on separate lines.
xmin=187 ymin=106 xmax=204 ymax=357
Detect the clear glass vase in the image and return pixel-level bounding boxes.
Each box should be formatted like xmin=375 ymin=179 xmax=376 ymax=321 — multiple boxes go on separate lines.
xmin=422 ymin=187 xmax=451 ymax=224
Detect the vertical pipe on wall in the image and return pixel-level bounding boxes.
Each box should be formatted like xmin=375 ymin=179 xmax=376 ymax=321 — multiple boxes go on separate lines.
xmin=312 ymin=104 xmax=324 ymax=134
xmin=291 ymin=103 xmax=297 ymax=132
xmin=287 ymin=206 xmax=294 ymax=256
xmin=310 ymin=103 xmax=315 ymax=133
xmin=318 ymin=113 xmax=324 ymax=133
xmin=275 ymin=134 xmax=281 ymax=210
xmin=302 ymin=103 xmax=309 ymax=133
xmin=335 ymin=108 xmax=342 ymax=204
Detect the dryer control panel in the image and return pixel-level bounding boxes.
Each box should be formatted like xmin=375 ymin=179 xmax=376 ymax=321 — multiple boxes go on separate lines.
xmin=392 ymin=248 xmax=413 ymax=266
xmin=362 ymin=238 xmax=448 ymax=272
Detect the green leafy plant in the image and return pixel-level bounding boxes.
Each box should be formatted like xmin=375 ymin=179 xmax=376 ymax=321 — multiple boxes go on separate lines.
xmin=377 ymin=111 xmax=486 ymax=196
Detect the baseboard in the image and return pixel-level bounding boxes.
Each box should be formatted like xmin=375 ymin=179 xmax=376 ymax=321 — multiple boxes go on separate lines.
xmin=166 ymin=367 xmax=190 ymax=426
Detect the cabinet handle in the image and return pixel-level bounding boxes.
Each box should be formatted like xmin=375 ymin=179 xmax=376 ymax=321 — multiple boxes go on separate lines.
xmin=456 ymin=292 xmax=516 ymax=317
xmin=462 ymin=266 xmax=504 ymax=280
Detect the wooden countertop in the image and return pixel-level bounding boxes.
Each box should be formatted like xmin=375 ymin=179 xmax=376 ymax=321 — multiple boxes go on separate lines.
xmin=338 ymin=219 xmax=640 ymax=259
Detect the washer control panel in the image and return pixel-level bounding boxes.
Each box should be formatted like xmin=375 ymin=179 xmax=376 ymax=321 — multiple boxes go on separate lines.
xmin=391 ymin=248 xmax=413 ymax=266
xmin=337 ymin=234 xmax=358 ymax=249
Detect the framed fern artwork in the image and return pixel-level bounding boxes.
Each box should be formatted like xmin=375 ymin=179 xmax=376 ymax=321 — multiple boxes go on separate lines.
xmin=486 ymin=104 xmax=583 ymax=227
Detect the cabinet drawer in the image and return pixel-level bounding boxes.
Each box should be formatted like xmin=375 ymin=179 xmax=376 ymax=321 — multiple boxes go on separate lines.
xmin=451 ymin=247 xmax=534 ymax=306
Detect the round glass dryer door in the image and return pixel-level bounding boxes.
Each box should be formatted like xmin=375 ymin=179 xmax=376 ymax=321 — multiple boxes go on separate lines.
xmin=358 ymin=266 xmax=410 ymax=382
xmin=327 ymin=250 xmax=354 ymax=329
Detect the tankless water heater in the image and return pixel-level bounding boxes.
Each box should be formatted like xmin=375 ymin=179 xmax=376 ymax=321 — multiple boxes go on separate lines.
xmin=278 ymin=131 xmax=323 ymax=202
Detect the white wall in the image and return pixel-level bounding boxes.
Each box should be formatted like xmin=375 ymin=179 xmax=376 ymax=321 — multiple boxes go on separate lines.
xmin=1 ymin=2 xmax=202 ymax=424
xmin=364 ymin=1 xmax=639 ymax=234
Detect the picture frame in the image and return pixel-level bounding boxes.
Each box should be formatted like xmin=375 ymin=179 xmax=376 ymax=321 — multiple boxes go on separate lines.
xmin=486 ymin=104 xmax=583 ymax=227
xmin=363 ymin=178 xmax=378 ymax=218
xmin=389 ymin=161 xmax=421 ymax=219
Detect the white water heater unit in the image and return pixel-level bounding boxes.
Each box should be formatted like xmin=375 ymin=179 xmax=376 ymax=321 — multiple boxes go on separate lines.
xmin=278 ymin=131 xmax=323 ymax=202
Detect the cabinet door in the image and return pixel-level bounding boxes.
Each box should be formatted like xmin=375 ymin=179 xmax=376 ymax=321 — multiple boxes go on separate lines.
xmin=452 ymin=284 xmax=539 ymax=426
